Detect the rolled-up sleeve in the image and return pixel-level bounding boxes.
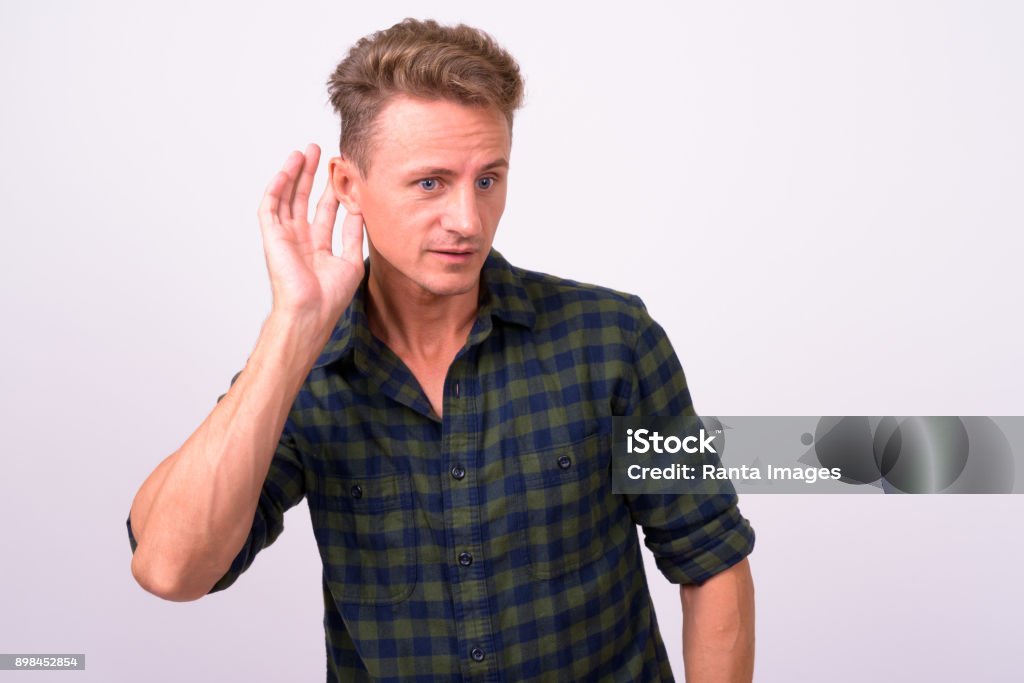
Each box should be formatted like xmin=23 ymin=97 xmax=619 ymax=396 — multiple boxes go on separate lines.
xmin=126 ymin=369 xmax=307 ymax=595
xmin=622 ymin=297 xmax=755 ymax=585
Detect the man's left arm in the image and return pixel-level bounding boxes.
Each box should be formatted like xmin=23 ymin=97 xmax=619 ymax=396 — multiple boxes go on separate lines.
xmin=680 ymin=557 xmax=755 ymax=683
xmin=619 ymin=296 xmax=756 ymax=680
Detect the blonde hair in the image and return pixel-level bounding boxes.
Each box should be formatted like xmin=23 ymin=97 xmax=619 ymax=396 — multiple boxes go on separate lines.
xmin=327 ymin=18 xmax=524 ymax=175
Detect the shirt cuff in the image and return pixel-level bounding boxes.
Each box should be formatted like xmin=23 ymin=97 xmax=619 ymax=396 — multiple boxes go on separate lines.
xmin=126 ymin=513 xmax=138 ymax=554
xmin=649 ymin=502 xmax=756 ymax=586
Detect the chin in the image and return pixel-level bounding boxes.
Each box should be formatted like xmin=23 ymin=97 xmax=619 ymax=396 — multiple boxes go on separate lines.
xmin=412 ymin=255 xmax=486 ymax=297
xmin=416 ymin=274 xmax=479 ymax=297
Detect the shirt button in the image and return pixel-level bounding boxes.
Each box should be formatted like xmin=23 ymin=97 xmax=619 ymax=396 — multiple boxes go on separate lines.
xmin=350 ymin=484 xmax=363 ymax=499
xmin=557 ymin=455 xmax=572 ymax=470
xmin=458 ymin=551 xmax=473 ymax=567
xmin=454 ymin=381 xmax=460 ymax=398
xmin=470 ymin=647 xmax=485 ymax=662
xmin=450 ymin=464 xmax=466 ymax=480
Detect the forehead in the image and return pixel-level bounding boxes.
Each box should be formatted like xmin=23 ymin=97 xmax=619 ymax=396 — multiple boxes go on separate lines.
xmin=368 ymin=95 xmax=511 ymax=171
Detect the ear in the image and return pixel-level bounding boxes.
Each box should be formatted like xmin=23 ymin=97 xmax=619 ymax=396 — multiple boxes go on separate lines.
xmin=328 ymin=155 xmax=364 ymax=214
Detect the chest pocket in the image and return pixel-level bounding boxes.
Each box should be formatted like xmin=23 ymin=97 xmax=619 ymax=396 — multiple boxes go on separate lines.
xmin=319 ymin=471 xmax=418 ymax=605
xmin=518 ymin=432 xmax=617 ymax=579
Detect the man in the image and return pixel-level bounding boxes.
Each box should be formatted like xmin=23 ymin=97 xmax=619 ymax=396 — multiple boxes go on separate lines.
xmin=126 ymin=18 xmax=755 ymax=682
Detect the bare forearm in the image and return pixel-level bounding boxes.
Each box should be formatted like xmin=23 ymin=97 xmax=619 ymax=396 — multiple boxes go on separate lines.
xmin=681 ymin=558 xmax=755 ymax=683
xmin=129 ymin=312 xmax=328 ymax=601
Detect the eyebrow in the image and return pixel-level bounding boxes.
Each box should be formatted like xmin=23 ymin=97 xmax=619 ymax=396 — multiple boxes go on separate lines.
xmin=404 ymin=158 xmax=509 ymax=178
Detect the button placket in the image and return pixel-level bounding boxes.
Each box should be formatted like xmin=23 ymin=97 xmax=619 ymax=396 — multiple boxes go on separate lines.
xmin=442 ymin=364 xmax=494 ymax=677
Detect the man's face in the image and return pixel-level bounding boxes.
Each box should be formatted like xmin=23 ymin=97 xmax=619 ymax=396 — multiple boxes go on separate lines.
xmin=342 ymin=95 xmax=511 ymax=299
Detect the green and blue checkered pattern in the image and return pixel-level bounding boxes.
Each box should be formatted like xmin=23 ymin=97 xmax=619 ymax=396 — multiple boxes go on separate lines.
xmin=127 ymin=250 xmax=754 ymax=682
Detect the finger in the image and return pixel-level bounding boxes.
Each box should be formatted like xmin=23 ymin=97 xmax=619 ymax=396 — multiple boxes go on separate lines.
xmin=339 ymin=210 xmax=365 ymax=266
xmin=277 ymin=150 xmax=304 ymax=222
xmin=258 ymin=170 xmax=290 ymax=232
xmin=290 ymin=143 xmax=320 ymax=224
xmin=310 ymin=180 xmax=340 ymax=252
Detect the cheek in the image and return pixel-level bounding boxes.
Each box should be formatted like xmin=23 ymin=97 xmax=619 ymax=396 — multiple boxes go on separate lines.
xmin=483 ymin=193 xmax=508 ymax=226
xmin=362 ymin=200 xmax=436 ymax=250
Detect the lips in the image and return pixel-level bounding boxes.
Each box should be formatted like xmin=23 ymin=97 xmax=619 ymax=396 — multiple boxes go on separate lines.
xmin=429 ymin=247 xmax=476 ymax=256
xmin=429 ymin=249 xmax=476 ymax=263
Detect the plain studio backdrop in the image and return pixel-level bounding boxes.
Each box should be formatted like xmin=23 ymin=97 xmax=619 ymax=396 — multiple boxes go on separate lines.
xmin=2 ymin=1 xmax=1021 ymax=681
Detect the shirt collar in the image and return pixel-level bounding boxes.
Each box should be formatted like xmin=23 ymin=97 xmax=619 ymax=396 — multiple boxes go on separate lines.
xmin=311 ymin=248 xmax=536 ymax=370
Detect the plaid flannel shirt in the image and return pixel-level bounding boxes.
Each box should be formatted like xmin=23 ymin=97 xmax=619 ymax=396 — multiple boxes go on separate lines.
xmin=126 ymin=249 xmax=754 ymax=682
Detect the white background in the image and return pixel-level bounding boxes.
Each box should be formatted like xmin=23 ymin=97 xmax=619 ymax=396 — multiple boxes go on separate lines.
xmin=2 ymin=1 xmax=1022 ymax=680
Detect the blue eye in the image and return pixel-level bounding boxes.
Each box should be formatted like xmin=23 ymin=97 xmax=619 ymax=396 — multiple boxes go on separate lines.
xmin=419 ymin=178 xmax=438 ymax=191
xmin=477 ymin=177 xmax=494 ymax=190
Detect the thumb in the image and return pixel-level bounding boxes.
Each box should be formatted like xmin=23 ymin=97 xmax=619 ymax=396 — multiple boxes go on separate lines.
xmin=340 ymin=210 xmax=364 ymax=266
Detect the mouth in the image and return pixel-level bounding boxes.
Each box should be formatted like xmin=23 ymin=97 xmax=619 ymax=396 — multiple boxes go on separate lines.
xmin=429 ymin=248 xmax=476 ymax=262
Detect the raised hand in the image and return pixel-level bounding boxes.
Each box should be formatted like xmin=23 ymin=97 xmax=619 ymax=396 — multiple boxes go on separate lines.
xmin=258 ymin=143 xmax=364 ymax=330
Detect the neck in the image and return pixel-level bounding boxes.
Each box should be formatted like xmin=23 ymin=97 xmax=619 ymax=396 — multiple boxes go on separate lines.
xmin=365 ymin=257 xmax=480 ymax=362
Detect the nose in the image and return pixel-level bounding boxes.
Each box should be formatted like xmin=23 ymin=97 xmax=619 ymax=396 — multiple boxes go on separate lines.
xmin=442 ymin=182 xmax=483 ymax=237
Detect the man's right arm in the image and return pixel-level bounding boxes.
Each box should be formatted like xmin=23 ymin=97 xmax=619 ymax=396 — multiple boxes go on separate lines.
xmin=129 ymin=313 xmax=326 ymax=601
xmin=128 ymin=143 xmax=364 ymax=601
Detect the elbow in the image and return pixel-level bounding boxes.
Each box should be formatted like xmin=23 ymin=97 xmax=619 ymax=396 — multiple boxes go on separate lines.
xmin=130 ymin=549 xmax=213 ymax=602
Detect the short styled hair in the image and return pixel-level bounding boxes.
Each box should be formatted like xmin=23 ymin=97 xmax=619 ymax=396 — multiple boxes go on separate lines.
xmin=326 ymin=18 xmax=524 ymax=175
